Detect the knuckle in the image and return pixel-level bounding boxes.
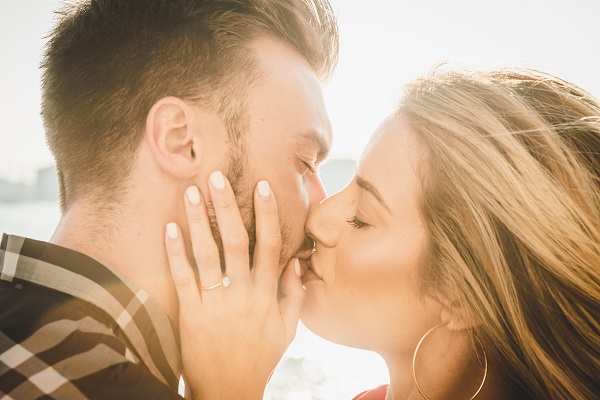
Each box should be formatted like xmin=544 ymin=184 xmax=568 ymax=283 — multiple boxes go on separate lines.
xmin=187 ymin=209 xmax=205 ymax=224
xmin=192 ymin=240 xmax=217 ymax=258
xmin=167 ymin=242 xmax=186 ymax=257
xmin=258 ymin=202 xmax=279 ymax=221
xmin=262 ymin=201 xmax=279 ymax=216
xmin=193 ymin=244 xmax=219 ymax=266
xmin=223 ymin=232 xmax=249 ymax=251
xmin=261 ymin=236 xmax=281 ymax=255
xmin=212 ymin=193 xmax=237 ymax=210
xmin=172 ymin=269 xmax=196 ymax=289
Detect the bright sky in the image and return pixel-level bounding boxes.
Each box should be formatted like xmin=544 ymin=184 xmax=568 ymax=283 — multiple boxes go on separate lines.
xmin=1 ymin=0 xmax=600 ymax=183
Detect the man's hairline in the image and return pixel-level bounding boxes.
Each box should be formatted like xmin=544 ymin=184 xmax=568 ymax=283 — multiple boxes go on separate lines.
xmin=220 ymin=34 xmax=328 ymax=136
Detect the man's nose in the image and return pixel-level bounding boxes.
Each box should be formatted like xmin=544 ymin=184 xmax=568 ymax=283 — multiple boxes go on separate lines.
xmin=308 ymin=175 xmax=328 ymax=210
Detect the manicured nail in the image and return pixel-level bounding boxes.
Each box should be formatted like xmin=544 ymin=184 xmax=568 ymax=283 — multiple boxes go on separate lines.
xmin=294 ymin=258 xmax=301 ymax=277
xmin=257 ymin=181 xmax=270 ymax=198
xmin=167 ymin=222 xmax=178 ymax=240
xmin=210 ymin=171 xmax=226 ymax=191
xmin=186 ymin=186 xmax=200 ymax=205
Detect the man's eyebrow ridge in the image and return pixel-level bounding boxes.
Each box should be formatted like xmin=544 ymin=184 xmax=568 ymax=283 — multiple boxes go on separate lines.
xmin=295 ymin=129 xmax=331 ymax=160
xmin=355 ymin=175 xmax=392 ymax=214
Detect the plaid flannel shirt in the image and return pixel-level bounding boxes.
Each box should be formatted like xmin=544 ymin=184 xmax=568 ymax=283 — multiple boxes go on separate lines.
xmin=0 ymin=234 xmax=183 ymax=399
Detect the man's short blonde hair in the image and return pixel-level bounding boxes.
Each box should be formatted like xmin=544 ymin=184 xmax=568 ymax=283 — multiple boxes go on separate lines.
xmin=42 ymin=0 xmax=339 ymax=210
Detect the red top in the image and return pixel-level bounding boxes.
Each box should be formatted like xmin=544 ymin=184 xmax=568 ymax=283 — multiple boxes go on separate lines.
xmin=353 ymin=384 xmax=388 ymax=400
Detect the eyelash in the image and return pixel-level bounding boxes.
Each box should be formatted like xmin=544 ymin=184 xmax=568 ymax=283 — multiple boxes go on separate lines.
xmin=346 ymin=216 xmax=369 ymax=230
xmin=304 ymin=161 xmax=318 ymax=174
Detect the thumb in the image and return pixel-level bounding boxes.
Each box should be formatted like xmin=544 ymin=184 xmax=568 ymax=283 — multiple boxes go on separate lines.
xmin=278 ymin=258 xmax=305 ymax=344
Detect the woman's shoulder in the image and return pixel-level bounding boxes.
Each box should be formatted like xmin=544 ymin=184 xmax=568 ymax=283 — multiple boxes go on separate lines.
xmin=352 ymin=384 xmax=388 ymax=400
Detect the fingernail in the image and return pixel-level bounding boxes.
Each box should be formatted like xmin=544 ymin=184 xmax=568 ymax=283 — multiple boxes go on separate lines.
xmin=167 ymin=222 xmax=178 ymax=240
xmin=257 ymin=180 xmax=270 ymax=198
xmin=186 ymin=186 xmax=200 ymax=205
xmin=294 ymin=258 xmax=301 ymax=277
xmin=210 ymin=171 xmax=226 ymax=191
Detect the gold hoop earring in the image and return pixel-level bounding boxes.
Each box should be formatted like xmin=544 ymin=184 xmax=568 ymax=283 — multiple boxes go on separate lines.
xmin=412 ymin=324 xmax=488 ymax=400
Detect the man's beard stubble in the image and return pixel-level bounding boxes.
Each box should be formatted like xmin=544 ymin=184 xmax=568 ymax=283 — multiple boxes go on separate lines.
xmin=203 ymin=145 xmax=313 ymax=272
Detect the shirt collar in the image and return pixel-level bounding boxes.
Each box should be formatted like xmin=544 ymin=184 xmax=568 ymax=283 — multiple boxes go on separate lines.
xmin=0 ymin=233 xmax=182 ymax=389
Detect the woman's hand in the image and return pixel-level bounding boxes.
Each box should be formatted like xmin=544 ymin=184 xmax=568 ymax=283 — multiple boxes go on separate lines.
xmin=164 ymin=171 xmax=305 ymax=400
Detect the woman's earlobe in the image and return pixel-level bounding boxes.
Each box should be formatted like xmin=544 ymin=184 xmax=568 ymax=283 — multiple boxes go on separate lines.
xmin=439 ymin=301 xmax=478 ymax=331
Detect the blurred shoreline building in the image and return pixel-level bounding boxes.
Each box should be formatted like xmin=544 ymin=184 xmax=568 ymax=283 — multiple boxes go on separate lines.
xmin=0 ymin=160 xmax=355 ymax=203
xmin=36 ymin=166 xmax=59 ymax=201
xmin=0 ymin=165 xmax=58 ymax=202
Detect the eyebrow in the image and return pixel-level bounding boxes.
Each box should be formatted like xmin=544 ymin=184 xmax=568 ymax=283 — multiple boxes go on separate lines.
xmin=295 ymin=129 xmax=331 ymax=161
xmin=355 ymin=175 xmax=392 ymax=214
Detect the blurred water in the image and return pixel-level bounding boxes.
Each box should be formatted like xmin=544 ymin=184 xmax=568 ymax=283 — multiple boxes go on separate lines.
xmin=0 ymin=200 xmax=61 ymax=240
xmin=0 ymin=201 xmax=388 ymax=399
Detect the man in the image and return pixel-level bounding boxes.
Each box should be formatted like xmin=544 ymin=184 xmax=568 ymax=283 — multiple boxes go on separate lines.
xmin=0 ymin=0 xmax=338 ymax=398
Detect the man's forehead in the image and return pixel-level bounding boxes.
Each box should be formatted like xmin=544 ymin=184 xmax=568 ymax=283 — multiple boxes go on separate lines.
xmin=247 ymin=36 xmax=333 ymax=159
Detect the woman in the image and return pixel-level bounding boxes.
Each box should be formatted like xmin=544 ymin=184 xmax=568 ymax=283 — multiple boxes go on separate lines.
xmin=165 ymin=68 xmax=600 ymax=399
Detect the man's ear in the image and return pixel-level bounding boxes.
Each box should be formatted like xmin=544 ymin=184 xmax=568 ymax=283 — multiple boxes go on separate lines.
xmin=145 ymin=96 xmax=201 ymax=179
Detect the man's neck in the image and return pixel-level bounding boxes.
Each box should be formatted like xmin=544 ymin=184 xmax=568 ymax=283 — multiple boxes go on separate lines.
xmin=50 ymin=200 xmax=179 ymax=324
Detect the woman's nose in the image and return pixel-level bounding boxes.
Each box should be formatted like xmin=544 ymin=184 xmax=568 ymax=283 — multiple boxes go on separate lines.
xmin=305 ymin=191 xmax=344 ymax=248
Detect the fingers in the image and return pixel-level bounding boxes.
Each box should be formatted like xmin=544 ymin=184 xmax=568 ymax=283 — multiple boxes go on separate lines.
xmin=170 ymin=176 xmax=299 ymax=399
xmin=184 ymin=185 xmax=223 ymax=293
xmin=181 ymin=173 xmax=282 ymax=301
xmin=165 ymin=222 xmax=202 ymax=310
xmin=208 ymin=171 xmax=251 ymax=284
xmin=252 ymin=180 xmax=282 ymax=295
xmin=278 ymin=258 xmax=305 ymax=345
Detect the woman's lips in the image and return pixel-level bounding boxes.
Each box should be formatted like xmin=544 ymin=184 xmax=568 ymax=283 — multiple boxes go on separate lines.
xmin=300 ymin=257 xmax=322 ymax=283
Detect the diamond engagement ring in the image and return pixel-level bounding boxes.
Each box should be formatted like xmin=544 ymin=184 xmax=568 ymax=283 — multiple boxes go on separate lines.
xmin=200 ymin=275 xmax=231 ymax=290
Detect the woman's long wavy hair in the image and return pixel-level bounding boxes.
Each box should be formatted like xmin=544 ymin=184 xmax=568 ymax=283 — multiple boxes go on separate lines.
xmin=399 ymin=68 xmax=600 ymax=400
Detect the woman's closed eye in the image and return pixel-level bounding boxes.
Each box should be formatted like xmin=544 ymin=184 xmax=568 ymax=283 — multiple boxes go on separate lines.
xmin=346 ymin=216 xmax=369 ymax=230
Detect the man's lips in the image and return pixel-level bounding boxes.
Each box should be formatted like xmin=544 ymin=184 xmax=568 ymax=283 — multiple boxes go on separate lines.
xmin=295 ymin=250 xmax=313 ymax=278
xmin=297 ymin=258 xmax=310 ymax=278
xmin=295 ymin=248 xmax=314 ymax=261
xmin=298 ymin=256 xmax=322 ymax=281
